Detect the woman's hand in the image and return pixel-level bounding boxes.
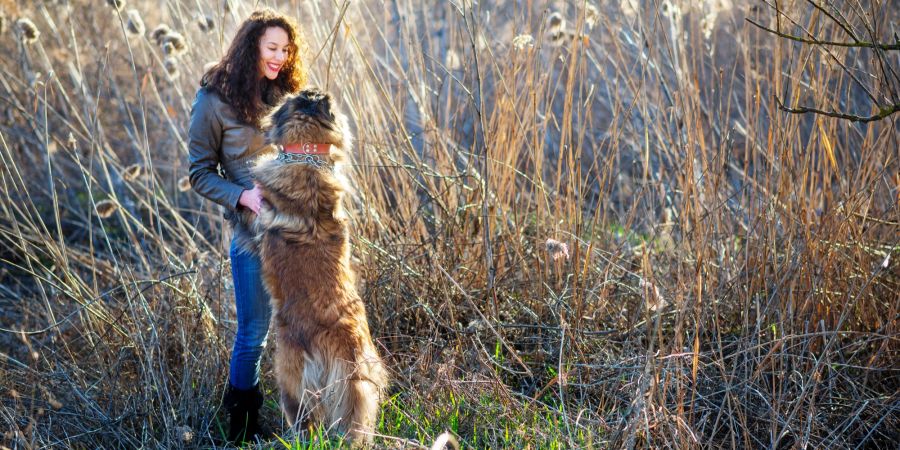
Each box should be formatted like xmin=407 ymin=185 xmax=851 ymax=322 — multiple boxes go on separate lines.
xmin=238 ymin=184 xmax=263 ymax=215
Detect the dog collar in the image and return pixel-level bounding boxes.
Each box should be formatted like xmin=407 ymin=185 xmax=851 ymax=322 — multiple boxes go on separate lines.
xmin=275 ymin=151 xmax=332 ymax=170
xmin=280 ymin=143 xmax=332 ymax=155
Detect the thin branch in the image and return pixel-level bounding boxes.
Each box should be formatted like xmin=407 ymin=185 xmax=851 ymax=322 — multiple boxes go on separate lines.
xmin=774 ymin=95 xmax=900 ymax=123
xmin=746 ymin=18 xmax=900 ymax=50
xmin=805 ymin=0 xmax=860 ymax=43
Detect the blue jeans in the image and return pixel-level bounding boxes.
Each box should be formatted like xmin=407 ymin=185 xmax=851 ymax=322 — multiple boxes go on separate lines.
xmin=229 ymin=239 xmax=272 ymax=390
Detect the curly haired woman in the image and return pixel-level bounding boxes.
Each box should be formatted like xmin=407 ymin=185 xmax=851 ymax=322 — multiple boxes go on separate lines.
xmin=187 ymin=9 xmax=306 ymax=443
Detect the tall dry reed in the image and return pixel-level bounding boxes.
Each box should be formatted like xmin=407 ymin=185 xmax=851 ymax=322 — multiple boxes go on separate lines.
xmin=0 ymin=0 xmax=896 ymax=448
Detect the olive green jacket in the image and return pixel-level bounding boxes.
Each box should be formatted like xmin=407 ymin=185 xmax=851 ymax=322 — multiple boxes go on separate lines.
xmin=188 ymin=87 xmax=271 ymax=239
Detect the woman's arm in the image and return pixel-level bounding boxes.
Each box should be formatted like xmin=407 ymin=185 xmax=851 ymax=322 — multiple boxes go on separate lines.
xmin=188 ymin=88 xmax=246 ymax=210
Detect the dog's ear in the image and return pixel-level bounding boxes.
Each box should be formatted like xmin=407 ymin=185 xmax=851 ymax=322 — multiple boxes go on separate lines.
xmin=264 ymin=99 xmax=293 ymax=141
xmin=316 ymin=94 xmax=335 ymax=121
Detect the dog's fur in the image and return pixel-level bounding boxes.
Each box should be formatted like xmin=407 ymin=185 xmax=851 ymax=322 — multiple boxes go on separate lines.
xmin=248 ymin=88 xmax=387 ymax=444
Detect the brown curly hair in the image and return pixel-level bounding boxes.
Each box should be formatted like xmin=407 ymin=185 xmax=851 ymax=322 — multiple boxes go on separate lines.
xmin=201 ymin=9 xmax=307 ymax=128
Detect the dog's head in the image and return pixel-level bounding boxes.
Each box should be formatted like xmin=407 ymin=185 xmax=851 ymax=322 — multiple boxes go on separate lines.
xmin=250 ymin=87 xmax=353 ymax=233
xmin=264 ymin=88 xmax=351 ymax=161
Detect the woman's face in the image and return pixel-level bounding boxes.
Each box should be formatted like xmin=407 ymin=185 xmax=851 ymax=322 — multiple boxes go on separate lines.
xmin=258 ymin=26 xmax=290 ymax=80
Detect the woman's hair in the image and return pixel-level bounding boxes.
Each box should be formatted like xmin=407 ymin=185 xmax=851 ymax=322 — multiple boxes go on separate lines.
xmin=201 ymin=9 xmax=307 ymax=128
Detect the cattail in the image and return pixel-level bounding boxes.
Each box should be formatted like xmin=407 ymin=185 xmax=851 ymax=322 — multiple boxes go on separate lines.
xmin=584 ymin=3 xmax=599 ymax=30
xmin=660 ymin=0 xmax=682 ymax=20
xmin=122 ymin=164 xmax=142 ymax=181
xmin=161 ymin=32 xmax=187 ymax=54
xmin=620 ymin=0 xmax=639 ymax=18
xmin=150 ymin=24 xmax=171 ymax=45
xmin=125 ymin=9 xmax=144 ymax=36
xmin=196 ymin=15 xmax=214 ymax=33
xmin=545 ymin=238 xmax=570 ymax=261
xmin=177 ymin=176 xmax=191 ymax=192
xmin=47 ymin=396 xmax=62 ymax=410
xmin=105 ymin=0 xmax=126 ymax=11
xmin=548 ymin=30 xmax=566 ymax=46
xmin=547 ymin=12 xmax=565 ymax=34
xmin=444 ymin=49 xmax=461 ymax=70
xmin=163 ymin=57 xmax=180 ymax=78
xmin=512 ymin=34 xmax=534 ymax=50
xmin=95 ymin=199 xmax=118 ymax=218
xmin=16 ymin=18 xmax=39 ymax=44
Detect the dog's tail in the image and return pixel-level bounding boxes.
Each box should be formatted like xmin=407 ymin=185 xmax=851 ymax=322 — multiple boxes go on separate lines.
xmin=314 ymin=345 xmax=386 ymax=445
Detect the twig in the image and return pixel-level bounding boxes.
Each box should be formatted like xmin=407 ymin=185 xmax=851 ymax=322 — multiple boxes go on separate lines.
xmin=746 ymin=18 xmax=900 ymax=50
xmin=774 ymin=95 xmax=900 ymax=123
xmin=437 ymin=264 xmax=532 ymax=376
xmin=804 ymin=0 xmax=860 ymax=43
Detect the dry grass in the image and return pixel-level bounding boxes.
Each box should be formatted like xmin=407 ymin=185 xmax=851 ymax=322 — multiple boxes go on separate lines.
xmin=0 ymin=0 xmax=897 ymax=448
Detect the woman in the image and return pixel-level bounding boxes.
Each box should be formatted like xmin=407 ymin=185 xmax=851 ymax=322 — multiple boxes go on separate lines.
xmin=187 ymin=9 xmax=306 ymax=443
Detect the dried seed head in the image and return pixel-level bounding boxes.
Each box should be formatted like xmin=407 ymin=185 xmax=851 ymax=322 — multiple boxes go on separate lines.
xmin=584 ymin=3 xmax=599 ymax=29
xmin=660 ymin=0 xmax=682 ymax=19
xmin=163 ymin=57 xmax=180 ymax=78
xmin=48 ymin=397 xmax=63 ymax=410
xmin=196 ymin=15 xmax=214 ymax=33
xmin=640 ymin=279 xmax=668 ymax=312
xmin=125 ymin=9 xmax=144 ymax=36
xmin=620 ymin=0 xmax=639 ymax=18
xmin=161 ymin=41 xmax=175 ymax=55
xmin=547 ymin=11 xmax=565 ymax=33
xmin=548 ymin=30 xmax=566 ymax=46
xmin=95 ymin=199 xmax=118 ymax=218
xmin=16 ymin=18 xmax=40 ymax=44
xmin=162 ymin=32 xmax=187 ymax=54
xmin=122 ymin=164 xmax=143 ymax=181
xmin=512 ymin=34 xmax=534 ymax=50
xmin=177 ymin=425 xmax=193 ymax=443
xmin=444 ymin=49 xmax=461 ymax=70
xmin=545 ymin=238 xmax=570 ymax=261
xmin=106 ymin=0 xmax=126 ymax=11
xmin=150 ymin=24 xmax=171 ymax=45
xmin=177 ymin=176 xmax=191 ymax=192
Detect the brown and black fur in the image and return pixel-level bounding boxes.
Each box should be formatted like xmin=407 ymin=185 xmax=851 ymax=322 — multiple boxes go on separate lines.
xmin=249 ymin=88 xmax=386 ymax=444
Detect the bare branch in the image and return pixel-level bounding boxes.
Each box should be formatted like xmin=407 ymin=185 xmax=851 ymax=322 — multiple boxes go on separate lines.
xmin=746 ymin=18 xmax=900 ymax=50
xmin=774 ymin=95 xmax=900 ymax=123
xmin=804 ymin=0 xmax=860 ymax=43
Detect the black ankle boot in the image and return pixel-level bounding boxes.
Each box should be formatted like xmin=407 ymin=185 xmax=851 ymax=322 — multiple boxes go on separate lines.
xmin=223 ymin=383 xmax=264 ymax=444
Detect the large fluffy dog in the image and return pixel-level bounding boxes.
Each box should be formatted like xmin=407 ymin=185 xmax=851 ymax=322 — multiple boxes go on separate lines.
xmin=247 ymin=88 xmax=387 ymax=444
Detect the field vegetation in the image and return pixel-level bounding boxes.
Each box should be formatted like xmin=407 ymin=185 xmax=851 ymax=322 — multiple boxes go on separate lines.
xmin=0 ymin=0 xmax=897 ymax=448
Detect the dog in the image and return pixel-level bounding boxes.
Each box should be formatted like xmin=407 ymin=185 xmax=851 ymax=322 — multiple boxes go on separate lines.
xmin=248 ymin=88 xmax=387 ymax=445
